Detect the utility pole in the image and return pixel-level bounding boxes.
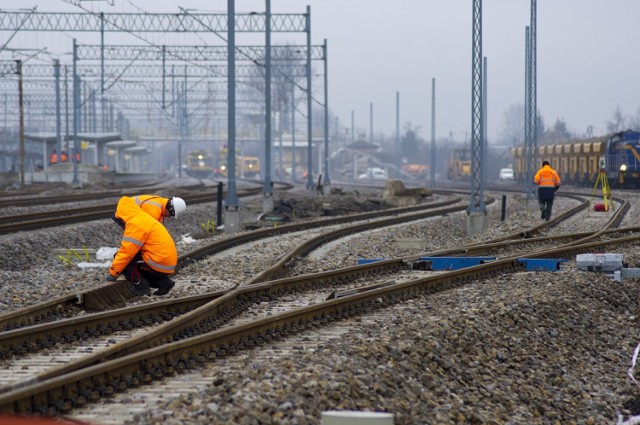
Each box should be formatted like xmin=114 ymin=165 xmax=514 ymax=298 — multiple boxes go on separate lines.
xmin=16 ymin=60 xmax=24 ymax=190
xmin=225 ymin=0 xmax=240 ymax=233
xmin=72 ymin=39 xmax=80 ymax=187
xmin=369 ymin=102 xmax=373 ymax=144
xmin=264 ymin=0 xmax=273 ymax=209
xmin=396 ymin=91 xmax=400 ymax=172
xmin=322 ymin=38 xmax=329 ymax=187
xmin=430 ymin=78 xmax=436 ymax=188
xmin=526 ymin=0 xmax=538 ymax=202
xmin=54 ymin=59 xmax=62 ymax=159
xmin=305 ymin=5 xmax=314 ymax=190
xmin=466 ymin=0 xmax=487 ymax=236
xmin=291 ymin=82 xmax=296 ymax=183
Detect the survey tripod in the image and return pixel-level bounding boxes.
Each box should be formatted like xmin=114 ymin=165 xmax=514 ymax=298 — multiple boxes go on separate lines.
xmin=591 ymin=167 xmax=614 ymax=211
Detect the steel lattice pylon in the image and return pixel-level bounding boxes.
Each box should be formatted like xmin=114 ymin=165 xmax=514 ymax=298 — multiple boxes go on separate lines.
xmin=524 ymin=0 xmax=537 ymax=199
xmin=468 ymin=0 xmax=486 ymax=214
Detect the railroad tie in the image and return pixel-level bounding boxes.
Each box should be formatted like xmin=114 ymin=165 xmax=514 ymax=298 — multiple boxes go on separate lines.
xmin=81 ymin=280 xmax=135 ymax=311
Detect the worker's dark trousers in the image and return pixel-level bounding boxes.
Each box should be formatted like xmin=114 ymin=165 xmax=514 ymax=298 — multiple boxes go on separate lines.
xmin=123 ymin=252 xmax=172 ymax=289
xmin=539 ymin=199 xmax=554 ymax=221
xmin=538 ymin=186 xmax=556 ymax=221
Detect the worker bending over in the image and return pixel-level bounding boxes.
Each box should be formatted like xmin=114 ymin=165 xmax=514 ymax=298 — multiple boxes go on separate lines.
xmin=108 ymin=196 xmax=177 ymax=296
xmin=132 ymin=194 xmax=186 ymax=223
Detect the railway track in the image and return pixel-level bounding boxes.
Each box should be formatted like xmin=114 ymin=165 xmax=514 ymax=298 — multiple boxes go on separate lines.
xmin=2 ymin=231 xmax=638 ymax=417
xmin=0 ymin=192 xmax=464 ymax=331
xmin=0 ymin=182 xmax=286 ymax=235
xmin=0 ymin=182 xmax=207 ymax=209
xmin=0 ymin=190 xmax=634 ymax=416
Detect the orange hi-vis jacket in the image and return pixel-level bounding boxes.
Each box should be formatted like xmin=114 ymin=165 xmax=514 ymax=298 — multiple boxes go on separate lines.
xmin=133 ymin=194 xmax=170 ymax=223
xmin=534 ymin=164 xmax=561 ymax=188
xmin=109 ymin=196 xmax=177 ymax=278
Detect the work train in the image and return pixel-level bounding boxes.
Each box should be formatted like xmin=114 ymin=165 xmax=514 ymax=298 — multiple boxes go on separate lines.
xmin=215 ymin=155 xmax=261 ymax=178
xmin=511 ymin=130 xmax=640 ymax=188
xmin=184 ymin=149 xmax=262 ymax=179
xmin=184 ymin=150 xmax=215 ymax=178
xmin=214 ymin=146 xmax=261 ymax=178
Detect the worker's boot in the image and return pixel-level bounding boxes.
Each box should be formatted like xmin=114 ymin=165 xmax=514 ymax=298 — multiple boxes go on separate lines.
xmin=154 ymin=277 xmax=175 ymax=296
xmin=132 ymin=276 xmax=151 ymax=296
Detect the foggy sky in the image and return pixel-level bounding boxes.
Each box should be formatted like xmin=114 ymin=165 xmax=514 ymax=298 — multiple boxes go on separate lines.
xmin=3 ymin=0 xmax=639 ymax=144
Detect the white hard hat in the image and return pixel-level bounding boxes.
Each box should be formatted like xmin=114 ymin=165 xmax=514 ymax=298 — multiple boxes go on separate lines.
xmin=169 ymin=197 xmax=187 ymax=218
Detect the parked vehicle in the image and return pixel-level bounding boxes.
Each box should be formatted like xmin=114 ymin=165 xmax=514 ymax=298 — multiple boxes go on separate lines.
xmin=358 ymin=167 xmax=387 ymax=180
xmin=498 ymin=168 xmax=514 ymax=181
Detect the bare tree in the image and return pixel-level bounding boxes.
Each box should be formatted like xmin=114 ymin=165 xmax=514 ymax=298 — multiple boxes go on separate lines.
xmin=627 ymin=107 xmax=640 ymax=131
xmin=499 ymin=103 xmax=524 ymax=147
xmin=605 ymin=106 xmax=626 ymax=133
xmin=542 ymin=117 xmax=573 ymax=142
xmin=400 ymin=122 xmax=423 ymax=162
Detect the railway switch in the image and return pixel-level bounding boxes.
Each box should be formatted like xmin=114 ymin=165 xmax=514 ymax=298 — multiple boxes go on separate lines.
xmin=356 ymin=258 xmax=386 ymax=265
xmin=416 ymin=256 xmax=496 ymax=271
xmin=517 ymin=258 xmax=568 ymax=271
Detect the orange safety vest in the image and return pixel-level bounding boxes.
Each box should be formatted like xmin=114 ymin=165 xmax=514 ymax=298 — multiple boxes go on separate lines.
xmin=50 ymin=153 xmax=58 ymax=164
xmin=61 ymin=152 xmax=68 ymax=162
xmin=534 ymin=165 xmax=561 ymax=188
xmin=109 ymin=196 xmax=177 ymax=277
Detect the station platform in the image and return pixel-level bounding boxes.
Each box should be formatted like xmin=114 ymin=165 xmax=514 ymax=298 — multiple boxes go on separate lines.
xmin=28 ymin=163 xmax=155 ymax=185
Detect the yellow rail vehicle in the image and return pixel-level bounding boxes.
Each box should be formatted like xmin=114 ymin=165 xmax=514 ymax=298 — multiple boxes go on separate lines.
xmin=510 ymin=131 xmax=640 ymax=188
xmin=185 ymin=150 xmax=215 ymax=178
xmin=240 ymin=156 xmax=261 ymax=178
xmin=216 ymin=155 xmax=261 ymax=178
xmin=447 ymin=147 xmax=472 ymax=181
xmin=512 ymin=138 xmax=605 ymax=187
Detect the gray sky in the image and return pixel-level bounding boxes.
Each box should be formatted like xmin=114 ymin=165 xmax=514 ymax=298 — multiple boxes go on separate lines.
xmin=3 ymin=0 xmax=639 ymax=144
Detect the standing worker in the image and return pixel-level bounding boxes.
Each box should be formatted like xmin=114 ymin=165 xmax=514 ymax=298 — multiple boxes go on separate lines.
xmin=49 ymin=149 xmax=58 ymax=166
xmin=534 ymin=160 xmax=561 ymax=221
xmin=108 ymin=196 xmax=177 ymax=296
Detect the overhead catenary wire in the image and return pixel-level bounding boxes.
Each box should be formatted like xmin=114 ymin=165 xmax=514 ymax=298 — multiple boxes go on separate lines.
xmin=5 ymin=1 xmax=324 ymax=136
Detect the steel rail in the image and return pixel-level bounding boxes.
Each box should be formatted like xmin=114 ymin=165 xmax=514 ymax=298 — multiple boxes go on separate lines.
xmin=0 ymin=183 xmax=208 ymax=209
xmin=0 ymin=186 xmax=269 ymax=234
xmin=243 ymin=199 xmax=491 ymax=285
xmin=0 ymin=289 xmax=227 ymax=362
xmin=0 ymin=194 xmax=463 ymax=330
xmin=7 ymin=220 xmax=640 ymax=365
xmin=3 ymin=227 xmax=640 ymax=415
xmin=0 ymin=196 xmax=475 ymax=389
xmin=2 ymin=191 xmax=594 ymax=392
xmin=0 ymin=191 xmax=632 ymax=412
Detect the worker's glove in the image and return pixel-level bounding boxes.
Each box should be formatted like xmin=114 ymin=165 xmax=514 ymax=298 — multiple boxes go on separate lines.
xmin=106 ymin=275 xmax=117 ymax=282
xmin=554 ymin=186 xmax=559 ymax=192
